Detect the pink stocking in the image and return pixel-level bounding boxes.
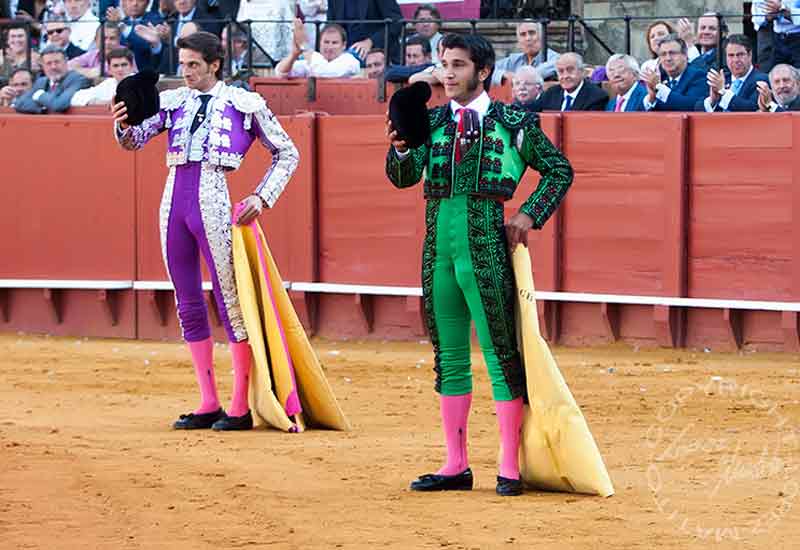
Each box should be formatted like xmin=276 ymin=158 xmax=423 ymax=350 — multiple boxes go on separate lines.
xmin=495 ymin=397 xmax=524 ymax=480
xmin=436 ymin=393 xmax=472 ymax=476
xmin=188 ymin=337 xmax=220 ymax=414
xmin=228 ymin=341 xmax=252 ymax=418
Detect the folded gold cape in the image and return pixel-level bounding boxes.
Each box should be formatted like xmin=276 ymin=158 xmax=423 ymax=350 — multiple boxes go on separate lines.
xmin=232 ymin=220 xmax=350 ymax=432
xmin=512 ymin=245 xmax=614 ymax=496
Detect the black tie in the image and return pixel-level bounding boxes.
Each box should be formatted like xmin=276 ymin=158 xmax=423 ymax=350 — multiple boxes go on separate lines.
xmin=190 ymin=94 xmax=212 ymax=133
xmin=668 ymin=78 xmax=676 ymax=89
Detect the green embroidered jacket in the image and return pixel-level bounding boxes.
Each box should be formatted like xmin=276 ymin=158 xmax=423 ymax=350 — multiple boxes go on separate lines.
xmin=385 ymin=101 xmax=573 ymax=229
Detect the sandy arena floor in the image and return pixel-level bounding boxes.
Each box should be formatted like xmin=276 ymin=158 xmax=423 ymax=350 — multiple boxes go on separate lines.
xmin=1 ymin=333 xmax=799 ymax=550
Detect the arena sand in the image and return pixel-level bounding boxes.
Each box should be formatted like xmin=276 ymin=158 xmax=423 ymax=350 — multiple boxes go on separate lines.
xmin=1 ymin=334 xmax=799 ymax=550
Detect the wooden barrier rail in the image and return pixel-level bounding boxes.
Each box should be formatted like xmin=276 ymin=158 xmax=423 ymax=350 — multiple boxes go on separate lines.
xmin=1 ymin=108 xmax=799 ymax=351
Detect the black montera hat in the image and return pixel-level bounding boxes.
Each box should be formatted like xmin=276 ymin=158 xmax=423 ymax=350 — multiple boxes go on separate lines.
xmin=114 ymin=70 xmax=159 ymax=126
xmin=389 ymin=81 xmax=432 ymax=149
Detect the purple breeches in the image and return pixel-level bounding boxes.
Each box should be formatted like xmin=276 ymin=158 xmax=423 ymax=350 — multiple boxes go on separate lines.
xmin=160 ymin=162 xmax=247 ymax=343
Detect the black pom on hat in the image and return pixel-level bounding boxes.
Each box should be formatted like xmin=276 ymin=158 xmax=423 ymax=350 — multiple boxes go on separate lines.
xmin=114 ymin=70 xmax=160 ymax=126
xmin=389 ymin=81 xmax=432 ymax=149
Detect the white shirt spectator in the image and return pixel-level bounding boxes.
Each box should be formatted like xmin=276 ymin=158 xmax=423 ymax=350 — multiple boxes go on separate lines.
xmin=70 ymin=76 xmax=118 ymax=106
xmin=277 ymin=50 xmax=361 ymax=79
xmin=69 ymin=10 xmax=100 ymax=52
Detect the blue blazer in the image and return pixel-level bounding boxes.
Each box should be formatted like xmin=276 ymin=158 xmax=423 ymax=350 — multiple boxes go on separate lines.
xmin=693 ymin=69 xmax=770 ymax=112
xmin=120 ymin=12 xmax=164 ymax=72
xmin=605 ymin=81 xmax=647 ymax=112
xmin=651 ymin=66 xmax=708 ymax=111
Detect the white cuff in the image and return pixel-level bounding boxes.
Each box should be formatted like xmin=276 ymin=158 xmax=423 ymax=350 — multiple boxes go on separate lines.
xmin=643 ymin=95 xmax=657 ymax=111
xmin=395 ymin=147 xmax=410 ymax=160
xmin=703 ymin=97 xmax=715 ymax=112
xmin=655 ymin=83 xmax=671 ymax=103
xmin=32 ymin=89 xmax=45 ymax=102
xmin=718 ymin=89 xmax=735 ymax=111
xmin=770 ymin=103 xmax=780 ymax=112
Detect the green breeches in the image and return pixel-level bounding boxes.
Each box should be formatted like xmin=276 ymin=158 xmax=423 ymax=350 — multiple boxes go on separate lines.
xmin=422 ymin=194 xmax=525 ymax=402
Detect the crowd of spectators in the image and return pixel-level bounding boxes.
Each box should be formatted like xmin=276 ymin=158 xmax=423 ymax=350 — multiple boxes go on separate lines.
xmin=2 ymin=0 xmax=800 ymax=114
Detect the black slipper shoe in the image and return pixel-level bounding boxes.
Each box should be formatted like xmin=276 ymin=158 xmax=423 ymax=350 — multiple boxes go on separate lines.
xmin=211 ymin=410 xmax=253 ymax=431
xmin=410 ymin=468 xmax=473 ymax=491
xmin=496 ymin=475 xmax=523 ymax=496
xmin=173 ymin=408 xmax=225 ymax=430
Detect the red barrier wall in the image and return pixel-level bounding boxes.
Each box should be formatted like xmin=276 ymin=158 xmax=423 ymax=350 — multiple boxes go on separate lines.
xmin=2 ymin=107 xmax=800 ymax=352
xmin=0 ymin=114 xmax=137 ymax=338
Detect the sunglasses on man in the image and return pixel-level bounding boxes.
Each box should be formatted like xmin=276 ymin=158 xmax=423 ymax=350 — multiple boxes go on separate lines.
xmin=47 ymin=27 xmax=67 ymax=36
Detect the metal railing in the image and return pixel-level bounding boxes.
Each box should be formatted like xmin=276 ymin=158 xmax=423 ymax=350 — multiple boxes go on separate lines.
xmin=1 ymin=12 xmax=758 ymax=84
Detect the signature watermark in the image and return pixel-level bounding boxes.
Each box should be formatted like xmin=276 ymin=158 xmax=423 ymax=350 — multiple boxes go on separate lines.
xmin=642 ymin=376 xmax=799 ymax=541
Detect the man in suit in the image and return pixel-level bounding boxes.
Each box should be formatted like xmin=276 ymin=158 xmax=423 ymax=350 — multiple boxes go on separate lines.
xmin=605 ymin=53 xmax=647 ymax=111
xmin=328 ymin=0 xmax=403 ymax=64
xmin=492 ymin=21 xmax=560 ymax=86
xmin=170 ymin=0 xmax=221 ymax=39
xmin=697 ymin=34 xmax=769 ymax=112
xmin=526 ymin=52 xmax=607 ymax=112
xmin=106 ymin=0 xmax=165 ymax=71
xmin=44 ymin=16 xmax=86 ymax=60
xmin=642 ymin=34 xmax=706 ymax=111
xmin=678 ymin=12 xmax=727 ymax=73
xmin=758 ymin=63 xmax=800 ymax=111
xmin=14 ymin=46 xmax=91 ymax=113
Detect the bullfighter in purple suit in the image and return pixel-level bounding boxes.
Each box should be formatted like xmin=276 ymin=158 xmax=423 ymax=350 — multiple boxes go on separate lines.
xmin=112 ymin=32 xmax=299 ymax=431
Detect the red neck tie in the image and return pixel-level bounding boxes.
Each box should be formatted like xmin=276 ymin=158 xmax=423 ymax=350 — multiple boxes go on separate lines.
xmin=614 ymin=95 xmax=624 ymax=112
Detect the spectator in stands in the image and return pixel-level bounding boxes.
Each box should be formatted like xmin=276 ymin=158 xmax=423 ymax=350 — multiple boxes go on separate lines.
xmin=640 ymin=20 xmax=673 ymax=75
xmin=365 ymin=48 xmax=386 ymax=78
xmin=13 ymin=45 xmax=90 ymax=112
xmin=1 ymin=26 xmax=41 ymax=81
xmin=221 ymin=25 xmax=250 ymax=76
xmin=70 ymin=46 xmax=134 ymax=105
xmin=14 ymin=0 xmax=49 ymax=45
xmin=752 ymin=0 xmax=800 ymax=69
xmin=698 ymin=34 xmax=768 ymax=112
xmin=409 ymin=38 xmax=444 ymax=86
xmin=0 ymin=67 xmax=33 ymax=106
xmin=525 ymin=52 xmax=607 ymax=112
xmin=757 ymin=63 xmax=800 ymax=111
xmin=327 ymin=0 xmax=403 ymax=64
xmin=236 ymin=0 xmax=292 ymax=64
xmin=605 ymin=54 xmax=646 ymax=112
xmin=299 ymin=0 xmax=328 ymax=50
xmin=677 ymin=12 xmax=726 ymax=72
xmin=385 ymin=34 xmax=433 ymax=82
xmin=44 ymin=16 xmax=86 ymax=60
xmin=68 ymin=23 xmax=130 ymax=79
xmin=511 ymin=65 xmax=543 ymax=108
xmin=492 ymin=21 xmax=559 ymax=87
xmin=275 ymin=20 xmax=360 ymax=78
xmin=64 ymin=0 xmax=100 ymax=52
xmin=642 ymin=34 xmax=706 ymax=111
xmin=170 ymin=0 xmax=221 ymax=40
xmin=105 ymin=0 xmax=165 ymax=72
xmin=412 ymin=3 xmax=443 ymax=63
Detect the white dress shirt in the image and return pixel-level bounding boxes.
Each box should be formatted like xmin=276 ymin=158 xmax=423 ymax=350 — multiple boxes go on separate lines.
xmin=279 ymin=50 xmax=362 ymax=79
xmin=560 ymin=80 xmax=584 ymax=111
xmin=69 ymin=10 xmax=100 ymax=52
xmin=70 ymin=77 xmax=118 ymax=106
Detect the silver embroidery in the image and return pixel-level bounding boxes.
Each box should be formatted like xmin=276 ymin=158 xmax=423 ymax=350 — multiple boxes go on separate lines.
xmin=251 ymin=107 xmax=299 ymax=208
xmin=114 ymin=112 xmax=165 ymax=150
xmin=197 ymin=164 xmax=247 ymax=342
xmin=158 ymin=167 xmax=177 ymax=282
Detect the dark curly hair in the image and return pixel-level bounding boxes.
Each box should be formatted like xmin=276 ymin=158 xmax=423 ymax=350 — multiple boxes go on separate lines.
xmin=440 ymin=33 xmax=495 ymax=91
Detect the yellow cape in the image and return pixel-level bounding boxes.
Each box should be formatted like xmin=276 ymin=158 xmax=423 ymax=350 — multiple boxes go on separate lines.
xmin=511 ymin=245 xmax=614 ymax=496
xmin=232 ymin=220 xmax=350 ymax=432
